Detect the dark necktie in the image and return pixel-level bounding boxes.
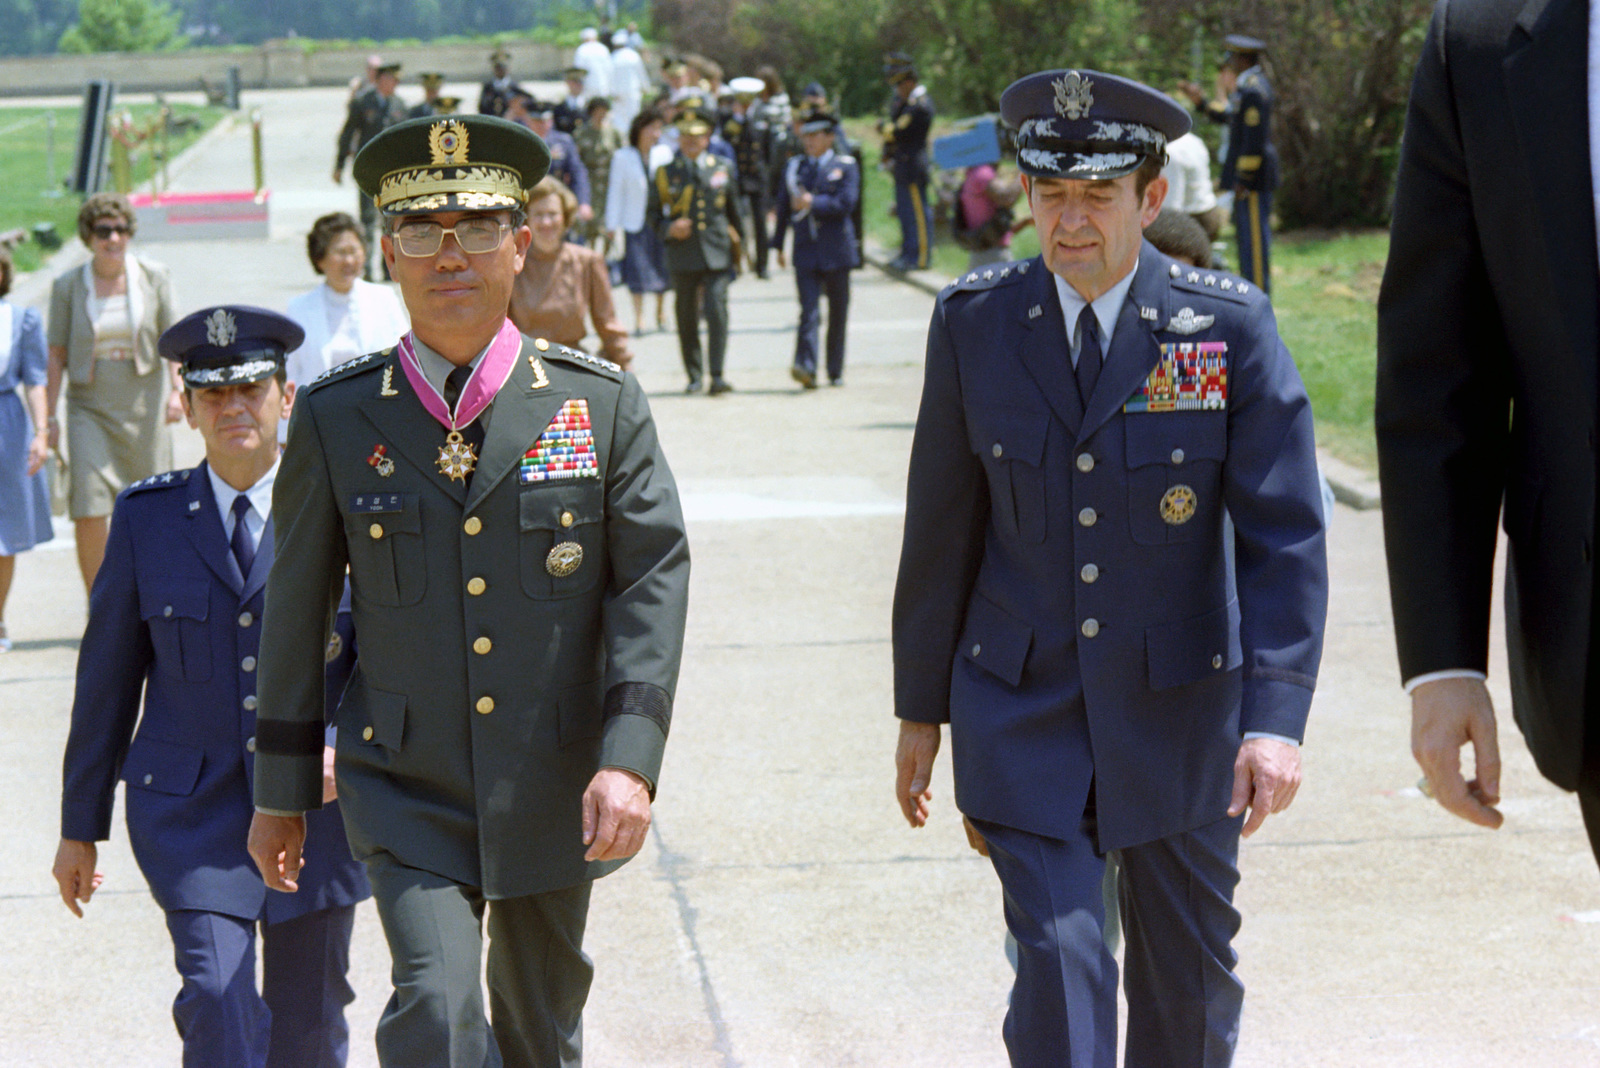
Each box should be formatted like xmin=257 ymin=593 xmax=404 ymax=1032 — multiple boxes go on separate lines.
xmin=230 ymin=494 xmax=255 ymax=579
xmin=443 ymin=365 xmax=487 ymax=471
xmin=1075 ymin=304 xmax=1103 ymax=407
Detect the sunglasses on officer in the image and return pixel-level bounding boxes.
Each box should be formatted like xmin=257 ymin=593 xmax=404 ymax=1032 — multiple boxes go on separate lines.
xmin=92 ymin=223 xmax=132 ymax=240
xmin=389 ymin=215 xmax=511 ymax=257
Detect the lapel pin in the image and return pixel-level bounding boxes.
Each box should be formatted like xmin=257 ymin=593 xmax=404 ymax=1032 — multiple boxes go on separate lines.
xmin=380 ymin=364 xmax=399 ymax=397
xmin=368 ymin=444 xmax=395 ymax=478
xmin=1028 ymin=305 xmax=1043 ymax=320
xmin=529 ymin=354 xmax=550 ymax=390
xmin=188 ymin=500 xmax=201 ymax=511
xmin=1139 ymin=306 xmax=1159 ymax=321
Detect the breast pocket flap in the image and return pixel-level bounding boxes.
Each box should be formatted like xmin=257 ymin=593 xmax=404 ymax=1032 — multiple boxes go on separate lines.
xmin=121 ymin=738 xmax=204 ymax=796
xmin=1145 ymin=599 xmax=1242 ymax=691
xmin=1125 ymin=412 xmax=1227 ymax=468
xmin=520 ymin=490 xmax=604 ymax=531
xmin=362 ymin=685 xmax=408 ymax=750
xmin=959 ymin=594 xmax=1034 ymax=688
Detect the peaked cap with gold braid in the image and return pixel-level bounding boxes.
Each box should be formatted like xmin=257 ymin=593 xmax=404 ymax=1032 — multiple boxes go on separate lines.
xmin=352 ymin=114 xmax=551 ymax=215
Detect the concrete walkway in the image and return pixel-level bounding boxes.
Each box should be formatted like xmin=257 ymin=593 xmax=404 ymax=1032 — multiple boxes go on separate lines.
xmin=2 ymin=85 xmax=1597 ymax=1067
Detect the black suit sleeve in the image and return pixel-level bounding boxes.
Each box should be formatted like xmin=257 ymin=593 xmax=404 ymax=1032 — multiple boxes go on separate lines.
xmin=891 ymin=301 xmax=989 ymax=723
xmin=1375 ymin=0 xmax=1511 ymax=681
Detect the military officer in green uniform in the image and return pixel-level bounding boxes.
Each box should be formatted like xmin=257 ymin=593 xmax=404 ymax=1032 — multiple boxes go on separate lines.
xmin=248 ymin=114 xmax=691 ymax=1068
xmin=646 ymin=98 xmax=747 ymax=394
xmin=335 ymin=61 xmax=410 ymax=280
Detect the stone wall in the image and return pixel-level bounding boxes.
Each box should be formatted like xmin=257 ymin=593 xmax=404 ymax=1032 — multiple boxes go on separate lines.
xmin=0 ymin=40 xmax=577 ymax=98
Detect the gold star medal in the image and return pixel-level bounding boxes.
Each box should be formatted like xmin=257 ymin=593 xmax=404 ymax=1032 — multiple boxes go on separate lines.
xmin=436 ymin=430 xmax=478 ymax=482
xmin=1160 ymin=484 xmax=1197 ymax=525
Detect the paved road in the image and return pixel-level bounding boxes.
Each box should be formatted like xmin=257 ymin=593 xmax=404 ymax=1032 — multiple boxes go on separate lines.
xmin=3 ymin=86 xmax=1599 ymax=1067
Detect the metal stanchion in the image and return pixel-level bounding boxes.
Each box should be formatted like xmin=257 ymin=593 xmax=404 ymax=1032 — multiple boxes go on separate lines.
xmin=43 ymin=113 xmax=63 ymax=198
xmin=251 ymin=109 xmax=265 ymax=201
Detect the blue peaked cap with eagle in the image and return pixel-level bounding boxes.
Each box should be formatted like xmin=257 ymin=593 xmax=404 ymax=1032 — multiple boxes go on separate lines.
xmin=1000 ymin=68 xmax=1190 ymax=181
xmin=158 ymin=305 xmax=303 ymax=388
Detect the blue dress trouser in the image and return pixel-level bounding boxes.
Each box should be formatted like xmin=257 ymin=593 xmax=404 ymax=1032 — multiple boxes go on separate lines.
xmin=1231 ymin=189 xmax=1272 ymax=294
xmin=893 ymin=174 xmax=932 ymax=269
xmin=166 ymin=903 xmax=357 ymax=1068
xmin=793 ymin=267 xmax=850 ymax=382
xmin=974 ymin=813 xmax=1245 ymax=1067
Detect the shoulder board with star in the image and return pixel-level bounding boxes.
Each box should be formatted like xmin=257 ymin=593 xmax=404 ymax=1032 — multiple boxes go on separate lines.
xmin=303 ymin=347 xmax=391 ymax=393
xmin=1166 ymin=262 xmax=1258 ymax=305
xmin=124 ymin=468 xmax=193 ymax=495
xmin=835 ymin=155 xmax=857 ymax=166
xmin=943 ymin=258 xmax=1033 ymax=297
xmin=539 ymin=341 xmax=624 ymax=380
xmin=1239 ymin=70 xmax=1265 ymax=93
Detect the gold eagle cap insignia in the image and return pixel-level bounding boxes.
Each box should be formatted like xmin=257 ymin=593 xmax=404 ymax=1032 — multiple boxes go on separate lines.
xmin=204 ymin=308 xmax=237 ymax=347
xmin=1053 ymin=71 xmax=1094 ymax=119
xmin=428 ymin=120 xmax=470 ymax=165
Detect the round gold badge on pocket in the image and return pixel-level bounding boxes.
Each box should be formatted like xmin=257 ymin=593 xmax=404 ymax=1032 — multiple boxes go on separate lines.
xmin=324 ymin=632 xmax=343 ymax=663
xmin=1160 ymin=484 xmax=1197 ymax=526
xmin=546 ymin=541 xmax=584 ymax=577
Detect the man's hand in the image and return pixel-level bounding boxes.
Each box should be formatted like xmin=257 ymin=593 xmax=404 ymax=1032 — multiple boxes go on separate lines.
xmin=247 ymin=812 xmax=307 ymax=892
xmin=52 ymin=839 xmax=102 ymax=917
xmin=895 ymin=721 xmax=941 ymax=827
xmin=961 ymin=815 xmax=989 ymax=857
xmin=578 ymin=204 xmax=594 ymax=222
xmin=792 ymin=191 xmax=813 ymax=214
xmin=331 ymin=167 xmax=343 ymax=185
xmin=322 ymin=745 xmax=338 ymax=804
xmin=582 ymin=768 xmax=651 ymax=862
xmin=1177 ymin=81 xmax=1205 ymax=107
xmin=668 ymin=217 xmax=692 ymax=241
xmin=1412 ymin=676 xmax=1503 ymax=829
xmin=1227 ymin=737 xmax=1302 ymax=837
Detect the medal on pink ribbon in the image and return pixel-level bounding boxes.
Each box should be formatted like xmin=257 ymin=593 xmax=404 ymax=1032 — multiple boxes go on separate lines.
xmin=395 ymin=318 xmax=522 ymax=482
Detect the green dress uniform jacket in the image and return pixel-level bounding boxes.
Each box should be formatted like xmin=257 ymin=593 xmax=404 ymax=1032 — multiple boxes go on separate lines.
xmin=646 ymin=151 xmax=748 ymax=274
xmin=253 ymin=335 xmax=690 ymax=899
xmin=336 ymin=87 xmax=411 ymax=172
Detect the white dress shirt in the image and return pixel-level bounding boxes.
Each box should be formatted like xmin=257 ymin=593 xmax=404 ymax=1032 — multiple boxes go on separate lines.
xmin=207 ymin=457 xmax=277 ymax=555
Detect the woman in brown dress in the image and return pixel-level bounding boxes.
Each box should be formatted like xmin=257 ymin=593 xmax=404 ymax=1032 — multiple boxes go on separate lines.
xmin=45 ymin=193 xmax=180 ymax=592
xmin=509 ymin=176 xmax=634 ymax=370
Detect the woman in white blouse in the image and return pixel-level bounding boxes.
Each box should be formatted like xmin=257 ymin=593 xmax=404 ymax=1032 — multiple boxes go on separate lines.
xmin=605 ymin=109 xmax=675 ymax=334
xmin=282 ymin=212 xmax=408 ymax=441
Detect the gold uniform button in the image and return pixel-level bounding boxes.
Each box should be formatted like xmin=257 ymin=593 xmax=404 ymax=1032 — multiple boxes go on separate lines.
xmin=369 ymin=522 xmax=384 ymax=539
xmin=464 ymin=516 xmax=482 ymax=535
xmin=238 ymin=611 xmax=253 ymax=627
xmin=1076 ymin=453 xmax=1094 ymax=473
xmin=535 ymin=337 xmax=550 ymax=351
xmin=476 ymin=696 xmax=495 ymax=715
xmin=1081 ymin=619 xmax=1100 ymax=638
xmin=1078 ymin=507 xmax=1097 ymax=527
xmin=474 ymin=637 xmax=492 ymax=655
xmin=467 ymin=577 xmax=486 ymax=596
xmin=362 ymin=726 xmax=374 ymax=741
xmin=1080 ymin=564 xmax=1099 ymax=583
xmin=560 ymin=511 xmax=574 ymax=528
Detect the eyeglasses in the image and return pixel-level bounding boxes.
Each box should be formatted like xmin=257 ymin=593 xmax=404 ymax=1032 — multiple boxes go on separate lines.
xmin=92 ymin=224 xmax=131 ymax=239
xmin=392 ymin=218 xmax=510 ymax=257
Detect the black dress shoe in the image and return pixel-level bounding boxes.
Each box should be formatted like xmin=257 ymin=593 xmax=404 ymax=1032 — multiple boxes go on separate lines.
xmin=685 ymin=378 xmax=703 ymax=393
xmin=790 ymin=365 xmax=816 ymax=389
xmin=708 ymin=378 xmax=734 ymax=395
xmin=828 ymin=378 xmax=843 ymax=387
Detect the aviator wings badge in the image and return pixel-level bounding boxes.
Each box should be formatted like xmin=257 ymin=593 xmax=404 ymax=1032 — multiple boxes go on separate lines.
xmin=1164 ymin=307 xmax=1216 ymax=335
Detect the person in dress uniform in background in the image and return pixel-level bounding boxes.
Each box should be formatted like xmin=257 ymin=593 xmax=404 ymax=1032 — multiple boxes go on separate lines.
xmin=554 ymin=67 xmax=589 ymax=135
xmin=892 ymin=69 xmax=1326 ymax=1066
xmin=335 ymin=61 xmax=409 ymax=280
xmin=247 ymin=114 xmax=690 ymax=1068
xmin=723 ymin=76 xmax=776 ymax=280
xmin=479 ymin=48 xmax=522 ymax=118
xmin=774 ymin=105 xmax=858 ymax=389
xmin=879 ymin=52 xmax=934 ymax=271
xmin=410 ymin=72 xmax=448 ymax=119
xmin=53 ymin=306 xmax=370 ymax=1068
xmin=647 ymin=99 xmax=747 ymax=395
xmin=524 ymin=98 xmax=594 ymax=235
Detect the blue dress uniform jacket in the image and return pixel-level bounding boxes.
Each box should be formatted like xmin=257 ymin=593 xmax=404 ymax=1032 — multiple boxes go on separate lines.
xmin=545 ymin=128 xmax=592 ymax=208
xmin=892 ymin=243 xmax=1327 ymax=851
xmin=1219 ymin=67 xmax=1278 ymax=194
xmin=60 ymin=464 xmax=369 ymax=922
xmin=779 ymin=152 xmax=861 ymax=274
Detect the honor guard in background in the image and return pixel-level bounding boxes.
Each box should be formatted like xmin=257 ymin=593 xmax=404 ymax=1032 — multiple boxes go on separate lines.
xmin=410 ymin=72 xmax=448 ymax=119
xmin=573 ymin=98 xmax=623 ymax=248
xmin=723 ymin=77 xmax=775 ymax=279
xmin=892 ymin=70 xmax=1326 ymax=1066
xmin=479 ymin=48 xmax=522 ymax=118
xmin=54 ymin=306 xmax=370 ymax=1068
xmin=335 ymin=61 xmax=410 ymax=280
xmin=554 ymin=67 xmax=589 ymax=134
xmin=524 ymin=98 xmax=595 ymax=231
xmin=879 ymin=52 xmax=934 ymax=271
xmin=774 ymin=105 xmax=859 ymax=388
xmin=1182 ymin=34 xmax=1278 ymax=292
xmin=247 ymin=115 xmax=690 ymax=1067
xmin=647 ymin=99 xmax=748 ymax=394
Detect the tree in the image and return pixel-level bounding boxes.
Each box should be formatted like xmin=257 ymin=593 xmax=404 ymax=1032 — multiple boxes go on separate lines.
xmin=58 ymin=0 xmax=184 ymax=52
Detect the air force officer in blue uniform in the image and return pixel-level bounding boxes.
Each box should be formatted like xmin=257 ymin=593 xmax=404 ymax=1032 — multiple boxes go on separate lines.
xmin=891 ymin=71 xmax=1327 ymax=1067
xmin=53 ymin=306 xmax=370 ymax=1068
xmin=777 ymin=104 xmax=859 ymax=388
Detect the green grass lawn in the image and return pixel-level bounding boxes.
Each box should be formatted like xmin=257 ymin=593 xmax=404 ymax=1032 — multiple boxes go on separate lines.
xmin=1 ymin=103 xmax=226 ymax=275
xmin=842 ymin=117 xmax=1385 ymax=469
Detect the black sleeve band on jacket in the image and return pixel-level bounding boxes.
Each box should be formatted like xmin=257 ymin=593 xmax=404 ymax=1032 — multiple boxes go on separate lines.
xmin=254 ymin=719 xmax=328 ymax=756
xmin=603 ymin=682 xmax=672 ymax=737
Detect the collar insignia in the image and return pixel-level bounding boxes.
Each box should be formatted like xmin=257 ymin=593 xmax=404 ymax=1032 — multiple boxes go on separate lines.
xmin=1139 ymin=305 xmax=1159 ymax=321
xmin=1165 ymin=307 xmax=1216 ymax=335
xmin=428 ymin=120 xmax=470 ymax=165
xmin=1053 ymin=71 xmax=1094 ymax=119
xmin=204 ymin=309 xmax=236 ymax=347
xmin=1028 ymin=304 xmax=1043 ymax=319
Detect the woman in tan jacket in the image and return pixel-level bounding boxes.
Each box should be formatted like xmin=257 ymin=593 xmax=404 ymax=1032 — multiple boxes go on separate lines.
xmin=45 ymin=193 xmax=181 ymax=592
xmin=509 ymin=176 xmax=633 ymax=370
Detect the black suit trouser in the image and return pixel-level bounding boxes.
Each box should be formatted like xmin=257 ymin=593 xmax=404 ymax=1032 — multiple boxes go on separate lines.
xmin=671 ymin=269 xmax=730 ymax=383
xmin=741 ymin=189 xmax=769 ymax=273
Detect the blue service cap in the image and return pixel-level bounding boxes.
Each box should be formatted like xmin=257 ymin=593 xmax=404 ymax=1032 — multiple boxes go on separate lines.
xmin=798 ymin=105 xmax=838 ymax=134
xmin=159 ymin=306 xmax=303 ymax=388
xmin=883 ymin=52 xmax=915 ymax=80
xmin=802 ymin=82 xmax=826 ymax=100
xmin=1224 ymin=34 xmax=1267 ymax=55
xmin=999 ymin=68 xmax=1190 ymax=181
